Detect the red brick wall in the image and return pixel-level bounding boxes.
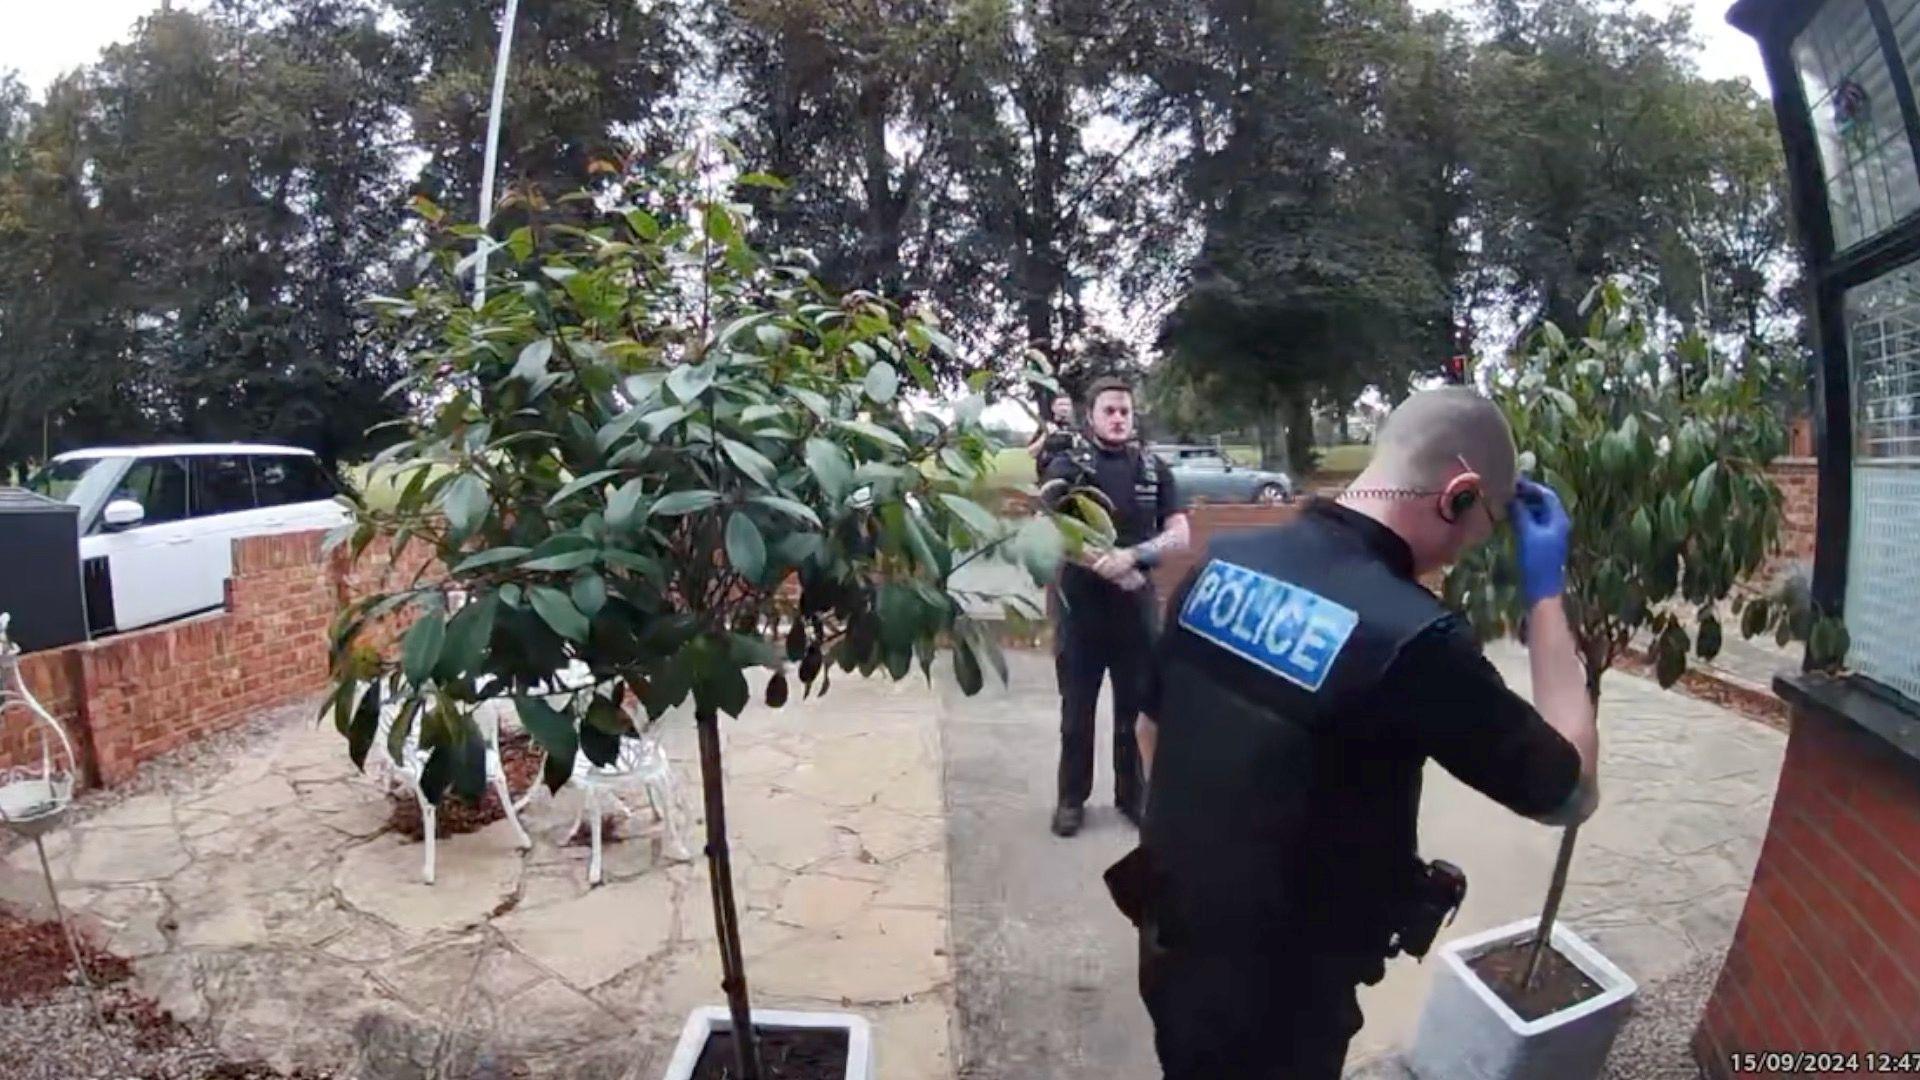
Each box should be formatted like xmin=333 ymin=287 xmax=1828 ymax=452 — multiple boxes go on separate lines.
xmin=1151 ymin=504 xmax=1301 ymax=596
xmin=1693 ymin=704 xmax=1920 ymax=1071
xmin=1766 ymin=458 xmax=1818 ymax=580
xmin=5 ymin=650 xmax=85 ymax=782
xmin=1 ymin=530 xmax=382 ymax=787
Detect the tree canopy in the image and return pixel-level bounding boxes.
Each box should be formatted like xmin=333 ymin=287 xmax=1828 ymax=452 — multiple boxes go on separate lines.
xmin=0 ymin=0 xmax=1800 ymax=475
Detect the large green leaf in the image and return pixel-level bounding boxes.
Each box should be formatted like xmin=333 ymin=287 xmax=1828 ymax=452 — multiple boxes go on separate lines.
xmin=953 ymin=638 xmax=984 ymax=696
xmin=529 ymin=587 xmax=590 ymax=642
xmin=1696 ymin=612 xmax=1723 ymax=660
xmin=386 ymin=696 xmax=419 ymax=766
xmin=699 ymin=665 xmax=751 ymax=719
xmin=864 ymin=361 xmax=900 ymax=403
xmin=834 ymin=419 xmax=908 ymax=452
xmin=442 ymin=474 xmax=489 ymax=541
xmin=751 ymin=496 xmax=823 ymax=529
xmin=1691 ymin=462 xmax=1720 ymax=519
xmin=726 ymin=513 xmax=767 ymax=580
xmin=348 ymin=680 xmax=382 ymax=771
xmin=722 ymin=439 xmax=779 ymax=489
xmin=452 ymin=547 xmax=529 ymax=573
xmin=515 ymin=697 xmax=579 ymax=793
xmin=522 ymin=549 xmax=600 ymax=573
xmin=650 ymin=490 xmax=721 ymax=517
xmin=438 ymin=594 xmax=499 ymax=681
xmin=788 ymin=386 xmax=832 ymax=418
xmin=940 ymin=494 xmax=999 ymax=540
xmin=512 ymin=338 xmax=553 ymax=382
xmin=401 ymin=611 xmax=447 ymax=687
xmin=579 ymin=721 xmax=621 ymax=767
xmin=805 ymin=439 xmax=853 ymax=500
xmin=601 ymin=548 xmax=665 ymax=578
xmin=668 ymin=361 xmax=716 ymax=403
xmin=607 ymin=479 xmax=649 ymax=530
xmin=571 ymin=572 xmax=609 ymax=618
xmin=546 ymin=469 xmax=621 ymax=509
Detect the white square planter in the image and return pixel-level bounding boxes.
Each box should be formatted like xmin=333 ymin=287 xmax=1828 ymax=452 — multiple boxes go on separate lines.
xmin=662 ymin=1006 xmax=873 ymax=1080
xmin=1407 ymin=917 xmax=1637 ymax=1080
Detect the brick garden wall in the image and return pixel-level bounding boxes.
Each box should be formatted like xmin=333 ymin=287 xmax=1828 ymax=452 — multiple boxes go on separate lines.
xmin=1765 ymin=457 xmax=1818 ymax=583
xmin=2 ymin=531 xmax=422 ymax=788
xmin=1693 ymin=703 xmax=1920 ymax=1069
xmin=1150 ymin=503 xmax=1302 ymax=597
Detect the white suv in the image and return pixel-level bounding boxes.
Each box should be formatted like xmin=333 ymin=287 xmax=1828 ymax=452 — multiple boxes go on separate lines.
xmin=27 ymin=444 xmax=351 ymax=635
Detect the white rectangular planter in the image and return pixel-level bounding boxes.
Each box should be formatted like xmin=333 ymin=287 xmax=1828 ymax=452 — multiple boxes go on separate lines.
xmin=1407 ymin=917 xmax=1637 ymax=1080
xmin=662 ymin=1006 xmax=873 ymax=1080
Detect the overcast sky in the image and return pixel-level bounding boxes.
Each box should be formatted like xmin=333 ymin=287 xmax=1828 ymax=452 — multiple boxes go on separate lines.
xmin=8 ymin=0 xmax=1770 ymax=101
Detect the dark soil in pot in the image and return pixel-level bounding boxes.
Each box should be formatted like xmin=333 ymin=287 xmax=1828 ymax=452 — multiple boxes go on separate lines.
xmin=692 ymin=1025 xmax=851 ymax=1079
xmin=1467 ymin=938 xmax=1604 ymax=1022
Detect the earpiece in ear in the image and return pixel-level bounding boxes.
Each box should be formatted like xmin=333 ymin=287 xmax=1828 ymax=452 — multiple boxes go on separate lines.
xmin=1445 ymin=489 xmax=1477 ymax=522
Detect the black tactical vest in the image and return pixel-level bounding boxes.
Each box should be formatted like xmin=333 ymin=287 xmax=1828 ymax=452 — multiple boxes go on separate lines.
xmin=1139 ymin=511 xmax=1450 ymax=953
xmin=1061 ymin=440 xmax=1162 ymax=539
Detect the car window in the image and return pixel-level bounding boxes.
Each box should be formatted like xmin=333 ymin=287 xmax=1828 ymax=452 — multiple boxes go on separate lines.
xmin=1184 ymin=455 xmax=1229 ymax=470
xmin=253 ymin=455 xmax=335 ymax=507
xmin=30 ymin=458 xmax=123 ymax=519
xmin=113 ymin=458 xmax=190 ymax=526
xmin=192 ymin=455 xmax=257 ymax=516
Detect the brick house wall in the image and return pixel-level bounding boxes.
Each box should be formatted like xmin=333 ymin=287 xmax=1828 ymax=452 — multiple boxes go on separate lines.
xmin=2 ymin=531 xmax=418 ymax=787
xmin=1693 ymin=700 xmax=1920 ymax=1069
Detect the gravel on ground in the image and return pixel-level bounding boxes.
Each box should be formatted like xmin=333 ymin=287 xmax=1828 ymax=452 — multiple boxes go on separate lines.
xmin=1601 ymin=948 xmax=1722 ymax=1080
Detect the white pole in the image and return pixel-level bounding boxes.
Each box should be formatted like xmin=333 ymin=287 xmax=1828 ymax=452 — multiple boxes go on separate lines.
xmin=473 ymin=0 xmax=522 ymax=309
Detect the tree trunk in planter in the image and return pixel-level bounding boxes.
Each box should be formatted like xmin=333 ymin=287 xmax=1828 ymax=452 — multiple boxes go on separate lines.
xmin=1522 ymin=677 xmax=1600 ymax=989
xmin=696 ymin=705 xmax=764 ymax=1078
xmin=1522 ymin=824 xmax=1579 ymax=989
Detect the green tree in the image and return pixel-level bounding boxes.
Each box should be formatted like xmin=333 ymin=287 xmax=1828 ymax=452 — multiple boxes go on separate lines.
xmin=1442 ymin=280 xmax=1792 ymax=984
xmin=1145 ymin=0 xmax=1457 ymax=470
xmin=395 ymin=0 xmax=688 ymax=225
xmin=718 ymin=1 xmax=961 ymax=310
xmin=0 ymin=3 xmax=418 ymax=468
xmin=1468 ymin=0 xmax=1710 ymax=337
xmin=328 ymin=146 xmax=1075 ymax=1078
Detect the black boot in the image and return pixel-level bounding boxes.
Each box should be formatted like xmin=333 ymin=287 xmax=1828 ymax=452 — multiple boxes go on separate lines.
xmin=1051 ymin=805 xmax=1085 ymax=837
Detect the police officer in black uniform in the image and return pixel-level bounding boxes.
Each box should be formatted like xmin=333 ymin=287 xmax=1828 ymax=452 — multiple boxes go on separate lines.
xmin=1041 ymin=376 xmax=1191 ymax=838
xmin=1116 ymin=387 xmax=1600 ymax=1078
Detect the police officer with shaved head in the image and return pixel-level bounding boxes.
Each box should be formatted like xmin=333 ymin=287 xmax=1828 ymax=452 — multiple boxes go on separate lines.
xmin=1112 ymin=386 xmax=1601 ymax=1078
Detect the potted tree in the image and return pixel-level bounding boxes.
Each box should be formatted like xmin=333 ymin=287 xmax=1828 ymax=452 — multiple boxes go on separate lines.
xmin=1410 ymin=281 xmax=1806 ymax=1080
xmin=325 ymin=144 xmax=1075 ymax=1080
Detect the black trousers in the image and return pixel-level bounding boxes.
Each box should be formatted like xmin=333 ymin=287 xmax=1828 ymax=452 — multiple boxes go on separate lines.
xmin=1054 ymin=587 xmax=1153 ymax=812
xmin=1137 ymin=921 xmax=1383 ymax=1080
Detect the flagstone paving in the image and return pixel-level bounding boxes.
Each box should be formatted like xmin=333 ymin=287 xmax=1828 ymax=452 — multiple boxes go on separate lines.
xmin=0 ymin=676 xmax=957 ymax=1079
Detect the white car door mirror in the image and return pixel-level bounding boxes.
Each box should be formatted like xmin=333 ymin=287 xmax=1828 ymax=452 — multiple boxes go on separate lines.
xmin=103 ymin=499 xmax=146 ymax=530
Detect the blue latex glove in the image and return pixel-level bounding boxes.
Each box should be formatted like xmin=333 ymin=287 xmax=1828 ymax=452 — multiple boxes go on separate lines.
xmin=1510 ymin=478 xmax=1570 ymax=606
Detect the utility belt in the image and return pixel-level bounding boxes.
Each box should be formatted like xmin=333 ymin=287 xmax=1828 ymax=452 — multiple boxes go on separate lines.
xmin=1105 ymin=848 xmax=1466 ymax=962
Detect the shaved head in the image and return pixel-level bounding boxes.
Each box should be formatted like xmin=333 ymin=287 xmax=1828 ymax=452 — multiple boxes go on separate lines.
xmin=1372 ymin=387 xmax=1519 ymax=504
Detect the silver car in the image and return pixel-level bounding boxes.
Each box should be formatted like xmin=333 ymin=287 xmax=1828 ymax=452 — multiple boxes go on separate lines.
xmin=1150 ymin=445 xmax=1295 ymax=505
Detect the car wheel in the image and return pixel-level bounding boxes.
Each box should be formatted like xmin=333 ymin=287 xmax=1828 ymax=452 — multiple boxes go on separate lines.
xmin=1256 ymin=483 xmax=1287 ymax=504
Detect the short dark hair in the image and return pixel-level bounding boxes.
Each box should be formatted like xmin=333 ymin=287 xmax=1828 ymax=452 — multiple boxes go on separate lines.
xmin=1083 ymin=376 xmax=1134 ymax=406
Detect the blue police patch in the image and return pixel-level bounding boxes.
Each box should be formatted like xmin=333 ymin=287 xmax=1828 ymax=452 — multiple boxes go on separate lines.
xmin=1178 ymin=559 xmax=1360 ymax=693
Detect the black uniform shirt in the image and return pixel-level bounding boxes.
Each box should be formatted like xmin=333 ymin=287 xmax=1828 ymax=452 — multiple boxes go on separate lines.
xmin=1044 ymin=441 xmax=1183 ymax=609
xmin=1143 ymin=500 xmax=1581 ymax=940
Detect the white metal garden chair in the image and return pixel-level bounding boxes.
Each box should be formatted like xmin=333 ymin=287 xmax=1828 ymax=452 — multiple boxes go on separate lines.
xmin=513 ymin=661 xmax=693 ymax=886
xmin=369 ymin=699 xmax=533 ymax=885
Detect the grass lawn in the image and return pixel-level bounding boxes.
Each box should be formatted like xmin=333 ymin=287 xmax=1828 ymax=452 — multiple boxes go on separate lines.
xmin=1314 ymin=443 xmax=1373 ymax=473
